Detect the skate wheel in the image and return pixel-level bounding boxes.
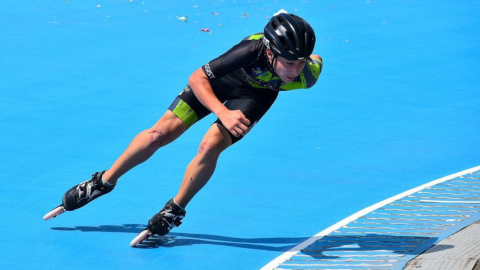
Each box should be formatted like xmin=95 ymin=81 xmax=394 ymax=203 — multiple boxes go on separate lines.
xmin=43 ymin=206 xmax=66 ymax=220
xmin=130 ymin=230 xmax=150 ymax=247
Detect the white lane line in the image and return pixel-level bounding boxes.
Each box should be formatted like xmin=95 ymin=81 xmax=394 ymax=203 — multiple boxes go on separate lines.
xmin=260 ymin=165 xmax=480 ymax=270
xmin=420 ymin=200 xmax=480 ymax=204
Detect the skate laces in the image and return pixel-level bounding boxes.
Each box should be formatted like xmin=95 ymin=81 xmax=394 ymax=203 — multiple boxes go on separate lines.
xmin=76 ymin=172 xmax=106 ymax=202
xmin=160 ymin=202 xmax=186 ymax=228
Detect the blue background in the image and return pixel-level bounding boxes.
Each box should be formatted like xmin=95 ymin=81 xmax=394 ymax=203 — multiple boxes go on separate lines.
xmin=1 ymin=0 xmax=479 ymax=269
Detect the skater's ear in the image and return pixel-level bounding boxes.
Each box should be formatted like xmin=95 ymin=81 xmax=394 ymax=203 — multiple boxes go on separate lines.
xmin=266 ymin=48 xmax=275 ymax=60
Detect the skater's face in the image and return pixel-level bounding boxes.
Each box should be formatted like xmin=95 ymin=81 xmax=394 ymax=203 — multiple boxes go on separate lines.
xmin=267 ymin=49 xmax=306 ymax=83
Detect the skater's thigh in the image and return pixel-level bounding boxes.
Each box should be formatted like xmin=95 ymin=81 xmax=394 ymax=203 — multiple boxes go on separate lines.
xmin=214 ymin=95 xmax=278 ymax=144
xmin=150 ymin=111 xmax=188 ymax=143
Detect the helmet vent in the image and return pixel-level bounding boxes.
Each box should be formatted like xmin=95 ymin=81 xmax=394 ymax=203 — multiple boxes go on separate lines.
xmin=292 ymin=14 xmax=302 ymax=22
xmin=301 ymin=29 xmax=307 ymax=47
xmin=278 ymin=36 xmax=290 ymax=51
xmin=271 ymin=20 xmax=278 ymax=30
xmin=286 ymin=32 xmax=297 ymax=50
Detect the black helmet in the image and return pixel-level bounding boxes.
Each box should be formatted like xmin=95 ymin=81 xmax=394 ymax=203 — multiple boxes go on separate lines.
xmin=263 ymin=13 xmax=316 ymax=61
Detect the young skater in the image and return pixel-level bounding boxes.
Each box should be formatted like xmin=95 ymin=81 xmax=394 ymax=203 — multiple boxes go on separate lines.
xmin=45 ymin=13 xmax=323 ymax=242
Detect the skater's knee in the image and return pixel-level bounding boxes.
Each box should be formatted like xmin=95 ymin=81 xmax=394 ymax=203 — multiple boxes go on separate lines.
xmin=198 ymin=137 xmax=228 ymax=158
xmin=197 ymin=125 xmax=231 ymax=157
xmin=146 ymin=115 xmax=185 ymax=149
xmin=147 ymin=129 xmax=171 ymax=148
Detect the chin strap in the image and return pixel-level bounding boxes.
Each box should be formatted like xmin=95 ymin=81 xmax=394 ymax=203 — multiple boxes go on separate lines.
xmin=265 ymin=50 xmax=285 ymax=89
xmin=267 ymin=55 xmax=278 ymax=75
xmin=271 ymin=57 xmax=277 ymax=69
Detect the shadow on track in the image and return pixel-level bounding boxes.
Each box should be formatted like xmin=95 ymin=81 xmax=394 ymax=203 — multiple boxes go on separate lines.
xmin=51 ymin=224 xmax=308 ymax=251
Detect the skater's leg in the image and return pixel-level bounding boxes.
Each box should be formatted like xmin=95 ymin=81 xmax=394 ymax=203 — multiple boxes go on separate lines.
xmin=103 ymin=110 xmax=187 ymax=184
xmin=174 ymin=123 xmax=232 ymax=208
xmin=142 ymin=124 xmax=231 ymax=236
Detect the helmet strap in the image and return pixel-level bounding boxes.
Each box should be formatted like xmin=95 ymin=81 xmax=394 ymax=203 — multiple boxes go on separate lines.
xmin=272 ymin=56 xmax=277 ymax=68
xmin=267 ymin=56 xmax=279 ymax=78
xmin=265 ymin=52 xmax=284 ymax=88
xmin=265 ymin=48 xmax=277 ymax=72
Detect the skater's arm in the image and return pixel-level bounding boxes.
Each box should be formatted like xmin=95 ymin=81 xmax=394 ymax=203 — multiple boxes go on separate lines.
xmin=188 ymin=68 xmax=227 ymax=117
xmin=188 ymin=68 xmax=250 ymax=137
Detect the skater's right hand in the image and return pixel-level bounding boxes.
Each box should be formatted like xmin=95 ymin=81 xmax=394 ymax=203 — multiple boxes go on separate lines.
xmin=187 ymin=68 xmax=250 ymax=137
xmin=218 ymin=109 xmax=250 ymax=137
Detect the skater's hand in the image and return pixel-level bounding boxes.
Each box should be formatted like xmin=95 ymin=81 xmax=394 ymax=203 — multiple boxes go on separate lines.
xmin=218 ymin=109 xmax=250 ymax=137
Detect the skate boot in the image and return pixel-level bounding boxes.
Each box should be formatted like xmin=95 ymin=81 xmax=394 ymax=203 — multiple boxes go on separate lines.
xmin=43 ymin=171 xmax=115 ymax=220
xmin=148 ymin=198 xmax=186 ymax=236
xmin=62 ymin=170 xmax=115 ymax=211
xmin=130 ymin=198 xmax=186 ymax=246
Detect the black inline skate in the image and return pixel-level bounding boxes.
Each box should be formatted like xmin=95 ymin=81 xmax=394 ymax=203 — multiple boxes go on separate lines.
xmin=130 ymin=198 xmax=186 ymax=247
xmin=43 ymin=171 xmax=115 ymax=220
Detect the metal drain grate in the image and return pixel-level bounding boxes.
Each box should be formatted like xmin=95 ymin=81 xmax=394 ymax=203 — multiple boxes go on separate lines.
xmin=262 ymin=166 xmax=480 ymax=270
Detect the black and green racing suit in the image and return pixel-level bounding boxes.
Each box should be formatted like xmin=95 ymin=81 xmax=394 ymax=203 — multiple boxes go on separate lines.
xmin=168 ymin=33 xmax=323 ymax=143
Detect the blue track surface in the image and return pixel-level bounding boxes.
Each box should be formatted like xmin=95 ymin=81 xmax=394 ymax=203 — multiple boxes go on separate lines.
xmin=1 ymin=0 xmax=479 ymax=269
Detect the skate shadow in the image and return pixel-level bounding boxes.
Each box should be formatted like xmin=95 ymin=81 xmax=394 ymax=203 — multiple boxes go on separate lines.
xmin=50 ymin=224 xmax=309 ymax=251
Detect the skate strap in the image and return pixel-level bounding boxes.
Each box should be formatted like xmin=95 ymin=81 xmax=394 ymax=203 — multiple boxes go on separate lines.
xmin=173 ymin=218 xmax=183 ymax=226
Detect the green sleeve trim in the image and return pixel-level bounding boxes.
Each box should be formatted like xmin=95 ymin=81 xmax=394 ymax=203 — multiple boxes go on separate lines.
xmin=247 ymin=33 xmax=264 ymax=40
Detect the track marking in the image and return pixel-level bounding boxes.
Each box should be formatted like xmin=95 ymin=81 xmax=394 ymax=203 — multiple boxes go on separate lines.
xmin=260 ymin=165 xmax=480 ymax=270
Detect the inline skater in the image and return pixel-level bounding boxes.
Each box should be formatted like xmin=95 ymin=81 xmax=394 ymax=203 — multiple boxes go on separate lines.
xmin=44 ymin=12 xmax=323 ymax=245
